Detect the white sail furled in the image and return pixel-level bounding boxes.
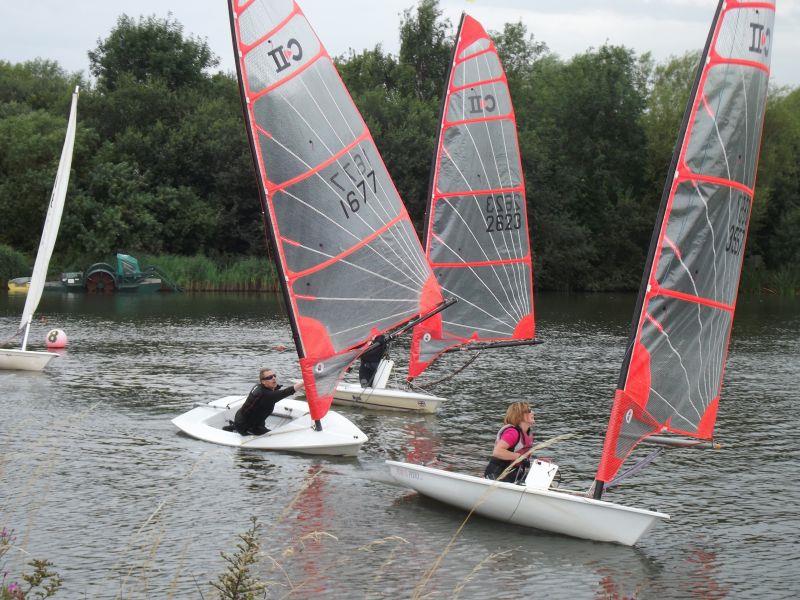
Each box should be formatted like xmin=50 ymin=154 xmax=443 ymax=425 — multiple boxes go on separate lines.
xmin=19 ymin=86 xmax=79 ymax=348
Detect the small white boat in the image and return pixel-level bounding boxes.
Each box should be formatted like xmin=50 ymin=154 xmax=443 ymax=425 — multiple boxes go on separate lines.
xmin=1 ymin=87 xmax=79 ymax=372
xmin=387 ymin=459 xmax=668 ymax=546
xmin=0 ymin=348 xmax=59 ymax=372
xmin=332 ymin=360 xmax=445 ymax=413
xmin=173 ymin=396 xmax=367 ymax=456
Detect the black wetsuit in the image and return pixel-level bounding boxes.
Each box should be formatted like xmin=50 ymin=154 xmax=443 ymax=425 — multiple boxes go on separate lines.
xmin=233 ymin=383 xmax=297 ymax=435
xmin=359 ymin=335 xmax=388 ymax=387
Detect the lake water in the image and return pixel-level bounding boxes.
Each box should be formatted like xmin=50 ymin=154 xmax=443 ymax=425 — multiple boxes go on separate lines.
xmin=1 ymin=291 xmax=798 ymax=598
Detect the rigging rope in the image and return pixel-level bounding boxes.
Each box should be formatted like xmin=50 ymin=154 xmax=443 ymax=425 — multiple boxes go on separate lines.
xmin=0 ymin=326 xmax=23 ymax=348
xmin=606 ymin=447 xmax=664 ymax=490
xmin=407 ymin=349 xmax=484 ymax=391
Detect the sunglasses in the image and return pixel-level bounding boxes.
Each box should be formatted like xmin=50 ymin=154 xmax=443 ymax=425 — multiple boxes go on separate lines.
xmin=261 ymin=374 xmax=276 ymax=381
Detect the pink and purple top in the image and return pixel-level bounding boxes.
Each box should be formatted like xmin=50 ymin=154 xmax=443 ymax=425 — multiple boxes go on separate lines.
xmin=499 ymin=426 xmax=533 ymax=454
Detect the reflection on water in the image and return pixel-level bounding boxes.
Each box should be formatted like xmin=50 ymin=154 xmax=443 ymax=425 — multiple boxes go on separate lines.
xmin=1 ymin=292 xmax=799 ymax=597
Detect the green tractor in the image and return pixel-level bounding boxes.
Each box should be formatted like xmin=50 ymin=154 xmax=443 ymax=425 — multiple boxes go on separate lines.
xmin=61 ymin=254 xmax=181 ymax=294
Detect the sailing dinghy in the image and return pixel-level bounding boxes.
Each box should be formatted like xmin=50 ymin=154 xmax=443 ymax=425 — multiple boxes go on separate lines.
xmin=390 ymin=0 xmax=774 ymax=544
xmin=408 ymin=13 xmax=538 ymax=384
xmin=173 ymin=0 xmax=449 ymax=452
xmin=0 ymin=86 xmax=79 ymax=372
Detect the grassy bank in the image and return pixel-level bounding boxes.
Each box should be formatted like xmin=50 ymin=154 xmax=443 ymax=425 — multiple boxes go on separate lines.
xmin=4 ymin=244 xmax=800 ymax=296
xmin=740 ymin=265 xmax=800 ymax=297
xmin=138 ymin=254 xmax=280 ymax=292
xmin=0 ymin=244 xmax=28 ymax=288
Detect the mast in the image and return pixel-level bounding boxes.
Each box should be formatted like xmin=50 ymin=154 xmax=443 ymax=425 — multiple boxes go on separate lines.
xmin=409 ymin=13 xmax=537 ymax=379
xmin=419 ymin=13 xmax=466 ymax=253
xmin=19 ymin=85 xmax=79 ymax=351
xmin=593 ymin=0 xmax=775 ymax=499
xmin=227 ymin=1 xmax=303 ymax=357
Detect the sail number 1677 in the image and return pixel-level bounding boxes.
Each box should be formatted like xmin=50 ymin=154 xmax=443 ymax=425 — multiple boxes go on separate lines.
xmin=330 ymin=155 xmax=377 ymax=219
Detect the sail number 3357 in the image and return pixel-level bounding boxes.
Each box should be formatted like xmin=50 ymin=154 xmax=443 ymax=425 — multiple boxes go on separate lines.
xmin=725 ymin=197 xmax=750 ymax=256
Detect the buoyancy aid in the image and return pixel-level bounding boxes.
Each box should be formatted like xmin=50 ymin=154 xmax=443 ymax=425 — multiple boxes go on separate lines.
xmin=484 ymin=424 xmax=534 ymax=482
xmin=495 ymin=424 xmax=533 ymax=454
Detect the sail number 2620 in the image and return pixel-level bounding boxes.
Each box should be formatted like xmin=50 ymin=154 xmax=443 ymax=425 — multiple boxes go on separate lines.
xmin=485 ymin=194 xmax=521 ymax=232
xmin=330 ymin=154 xmax=376 ymax=219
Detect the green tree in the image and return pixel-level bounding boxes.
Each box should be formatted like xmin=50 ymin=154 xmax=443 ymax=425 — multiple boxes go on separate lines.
xmin=641 ymin=51 xmax=698 ymax=198
xmin=397 ymin=0 xmax=452 ymax=102
xmin=88 ymin=14 xmax=217 ymax=92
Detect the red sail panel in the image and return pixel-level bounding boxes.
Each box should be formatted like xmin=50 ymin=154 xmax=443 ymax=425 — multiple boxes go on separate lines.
xmin=596 ymin=0 xmax=775 ymax=483
xmin=229 ymin=0 xmax=441 ymax=420
xmin=409 ymin=13 xmax=535 ymax=379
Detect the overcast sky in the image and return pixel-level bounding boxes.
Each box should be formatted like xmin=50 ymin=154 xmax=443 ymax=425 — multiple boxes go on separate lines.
xmin=2 ymin=1 xmax=798 ymax=88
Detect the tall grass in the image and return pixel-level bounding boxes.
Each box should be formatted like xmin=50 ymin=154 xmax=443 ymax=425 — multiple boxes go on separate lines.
xmin=138 ymin=254 xmax=280 ymax=292
xmin=0 ymin=244 xmax=29 ymax=287
xmin=740 ymin=265 xmax=800 ymax=296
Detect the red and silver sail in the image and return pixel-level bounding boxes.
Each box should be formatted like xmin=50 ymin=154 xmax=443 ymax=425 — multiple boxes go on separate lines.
xmin=228 ymin=0 xmax=442 ymax=422
xmin=408 ymin=13 xmax=535 ymax=379
xmin=596 ymin=0 xmax=775 ymax=486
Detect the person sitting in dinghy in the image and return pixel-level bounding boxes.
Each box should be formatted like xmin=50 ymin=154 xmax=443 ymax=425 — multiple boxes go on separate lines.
xmin=358 ymin=334 xmax=388 ymax=388
xmin=225 ymin=368 xmax=304 ymax=436
xmin=484 ymin=402 xmax=535 ymax=484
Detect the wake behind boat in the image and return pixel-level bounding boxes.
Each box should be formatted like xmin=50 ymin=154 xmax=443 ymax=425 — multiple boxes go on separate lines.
xmin=173 ymin=396 xmax=366 ymax=456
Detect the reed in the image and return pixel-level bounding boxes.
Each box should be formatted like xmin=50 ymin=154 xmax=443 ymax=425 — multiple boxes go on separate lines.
xmin=740 ymin=265 xmax=800 ymax=296
xmin=0 ymin=244 xmax=29 ymax=288
xmin=138 ymin=254 xmax=280 ymax=292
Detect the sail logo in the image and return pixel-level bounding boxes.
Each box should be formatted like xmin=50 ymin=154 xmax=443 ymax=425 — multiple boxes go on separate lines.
xmin=468 ymin=93 xmax=496 ymax=114
xmin=268 ymin=39 xmax=304 ymax=73
xmin=748 ymin=23 xmax=770 ymax=57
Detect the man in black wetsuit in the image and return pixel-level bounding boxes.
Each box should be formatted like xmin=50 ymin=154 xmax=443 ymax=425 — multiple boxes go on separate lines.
xmin=229 ymin=368 xmax=305 ymax=436
xmin=358 ymin=334 xmax=388 ymax=388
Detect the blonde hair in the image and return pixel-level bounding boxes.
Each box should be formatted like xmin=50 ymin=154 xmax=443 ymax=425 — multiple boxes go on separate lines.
xmin=504 ymin=401 xmax=532 ymax=426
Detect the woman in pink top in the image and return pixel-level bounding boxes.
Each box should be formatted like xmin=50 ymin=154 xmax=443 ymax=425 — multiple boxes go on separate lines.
xmin=483 ymin=401 xmax=535 ymax=483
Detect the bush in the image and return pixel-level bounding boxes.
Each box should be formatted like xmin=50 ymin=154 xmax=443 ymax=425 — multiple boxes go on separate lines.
xmin=0 ymin=245 xmax=28 ymax=287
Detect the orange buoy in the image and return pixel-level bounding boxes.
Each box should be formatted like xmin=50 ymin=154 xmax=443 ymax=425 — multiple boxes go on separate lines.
xmin=46 ymin=329 xmax=68 ymax=349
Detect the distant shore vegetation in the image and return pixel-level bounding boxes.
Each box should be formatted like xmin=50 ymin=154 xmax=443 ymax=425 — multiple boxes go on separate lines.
xmin=1 ymin=1 xmax=798 ymax=294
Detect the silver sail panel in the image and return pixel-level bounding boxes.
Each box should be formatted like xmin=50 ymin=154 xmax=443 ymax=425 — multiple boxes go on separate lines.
xmin=409 ymin=13 xmax=535 ymax=378
xmin=230 ymin=0 xmax=441 ymax=419
xmin=597 ymin=1 xmax=775 ymax=484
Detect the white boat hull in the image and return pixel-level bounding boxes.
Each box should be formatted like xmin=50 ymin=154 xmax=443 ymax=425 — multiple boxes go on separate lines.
xmin=0 ymin=349 xmax=58 ymax=371
xmin=172 ymin=396 xmax=367 ymax=456
xmin=330 ymin=359 xmax=445 ymax=413
xmin=332 ymin=382 xmax=444 ymax=413
xmin=387 ymin=461 xmax=669 ymax=546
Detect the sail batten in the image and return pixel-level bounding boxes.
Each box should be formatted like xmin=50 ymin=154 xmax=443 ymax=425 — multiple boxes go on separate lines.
xmin=409 ymin=13 xmax=535 ymax=379
xmin=230 ymin=0 xmax=441 ymax=419
xmin=596 ymin=0 xmax=775 ymax=486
